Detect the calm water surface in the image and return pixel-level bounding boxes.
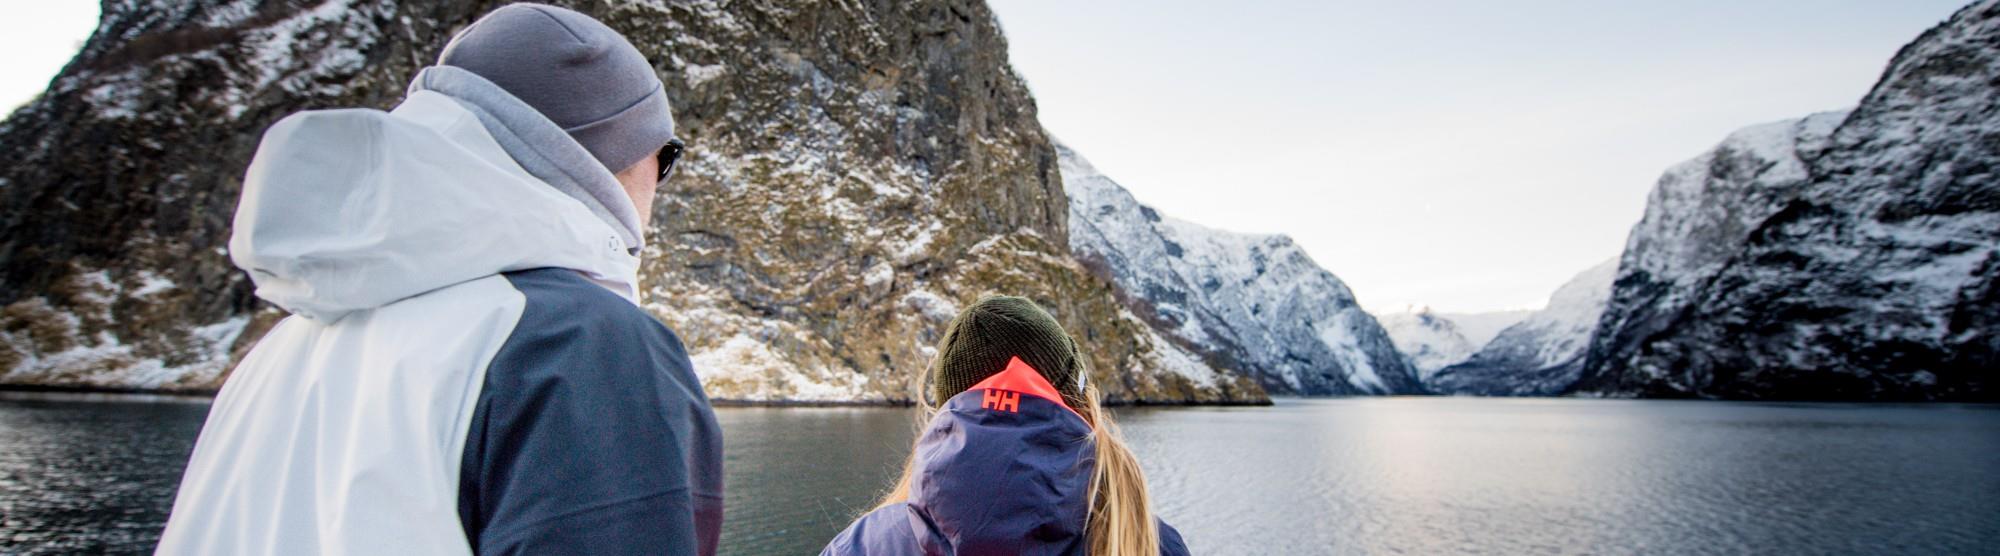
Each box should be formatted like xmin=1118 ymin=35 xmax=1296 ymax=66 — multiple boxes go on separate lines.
xmin=2 ymin=394 xmax=1996 ymax=554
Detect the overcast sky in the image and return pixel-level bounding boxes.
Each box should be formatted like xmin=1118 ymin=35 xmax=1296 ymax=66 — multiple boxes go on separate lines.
xmin=1 ymin=2 xmax=1975 ymax=313
xmin=0 ymin=3 xmax=95 ymax=115
xmin=990 ymin=0 xmax=1971 ymax=313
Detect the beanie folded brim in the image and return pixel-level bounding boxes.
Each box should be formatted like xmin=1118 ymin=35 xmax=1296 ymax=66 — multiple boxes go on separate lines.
xmin=929 ymin=296 xmax=1087 ymax=409
xmin=566 ymin=83 xmax=678 ymax=175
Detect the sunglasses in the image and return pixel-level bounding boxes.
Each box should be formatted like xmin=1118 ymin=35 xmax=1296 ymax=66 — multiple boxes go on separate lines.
xmin=656 ymin=138 xmax=686 ymax=182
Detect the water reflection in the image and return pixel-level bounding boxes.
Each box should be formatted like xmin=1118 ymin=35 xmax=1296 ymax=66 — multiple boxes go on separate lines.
xmin=1118 ymin=398 xmax=2000 ymax=555
xmin=715 ymin=406 xmax=916 ymax=556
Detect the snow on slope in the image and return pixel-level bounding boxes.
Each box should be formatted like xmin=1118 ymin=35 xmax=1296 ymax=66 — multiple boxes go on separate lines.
xmin=1436 ymin=310 xmax=1533 ymax=347
xmin=1569 ymin=112 xmax=1844 ymax=397
xmin=1619 ymin=113 xmax=1846 ymax=311
xmin=1429 ymin=258 xmax=1617 ymax=396
xmin=1505 ymin=258 xmax=1619 ymax=370
xmin=1377 ymin=307 xmax=1532 ymax=379
xmin=1061 ymin=142 xmax=1421 ymax=395
xmin=1578 ymin=0 xmax=2000 ymax=400
xmin=1376 ymin=309 xmax=1478 ymax=380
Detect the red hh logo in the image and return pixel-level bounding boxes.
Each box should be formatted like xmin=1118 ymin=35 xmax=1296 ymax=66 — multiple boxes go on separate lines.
xmin=982 ymin=389 xmax=1021 ymax=413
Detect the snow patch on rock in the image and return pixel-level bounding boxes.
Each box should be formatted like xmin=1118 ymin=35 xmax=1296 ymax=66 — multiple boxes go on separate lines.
xmin=689 ymin=333 xmax=872 ymax=402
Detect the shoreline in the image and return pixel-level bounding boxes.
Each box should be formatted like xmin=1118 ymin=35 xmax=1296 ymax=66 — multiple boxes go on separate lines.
xmin=0 ymin=383 xmax=220 ymax=397
xmin=0 ymin=383 xmax=1276 ymax=407
xmin=0 ymin=384 xmax=217 ymax=404
xmin=6 ymin=383 xmax=1979 ymax=406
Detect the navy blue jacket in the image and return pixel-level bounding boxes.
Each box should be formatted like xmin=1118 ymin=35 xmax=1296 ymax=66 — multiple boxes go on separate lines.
xmin=458 ymin=269 xmax=725 ymax=555
xmin=821 ymin=373 xmax=1189 ymax=555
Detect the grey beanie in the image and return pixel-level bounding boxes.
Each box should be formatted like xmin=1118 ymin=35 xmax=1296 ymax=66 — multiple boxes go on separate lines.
xmin=438 ymin=3 xmax=676 ymax=174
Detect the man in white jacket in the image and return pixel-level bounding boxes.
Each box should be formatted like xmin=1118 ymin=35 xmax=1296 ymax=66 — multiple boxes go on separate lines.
xmin=156 ymin=4 xmax=721 ymax=554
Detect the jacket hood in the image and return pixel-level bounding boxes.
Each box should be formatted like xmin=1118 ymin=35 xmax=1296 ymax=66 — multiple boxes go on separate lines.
xmin=908 ymin=359 xmax=1097 ymax=554
xmin=229 ymin=89 xmax=641 ymax=321
xmin=405 ymin=65 xmax=648 ymax=251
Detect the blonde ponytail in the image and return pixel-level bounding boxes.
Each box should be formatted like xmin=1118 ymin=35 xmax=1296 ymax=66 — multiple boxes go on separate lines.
xmin=1079 ymin=386 xmax=1161 ymax=556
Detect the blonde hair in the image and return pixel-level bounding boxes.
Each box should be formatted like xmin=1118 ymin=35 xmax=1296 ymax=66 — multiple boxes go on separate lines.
xmin=873 ymin=383 xmax=1162 ymax=555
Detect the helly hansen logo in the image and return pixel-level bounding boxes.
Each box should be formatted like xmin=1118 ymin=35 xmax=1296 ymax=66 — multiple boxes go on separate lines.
xmin=982 ymin=390 xmax=1020 ymax=413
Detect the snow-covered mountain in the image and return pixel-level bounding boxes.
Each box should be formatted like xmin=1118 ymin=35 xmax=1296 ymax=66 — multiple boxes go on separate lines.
xmin=1436 ymin=310 xmax=1534 ymax=348
xmin=1377 ymin=310 xmax=1479 ymax=381
xmin=1061 ymin=143 xmax=1423 ymax=395
xmin=1429 ymin=259 xmax=1617 ymax=396
xmin=1568 ymin=112 xmax=1843 ymax=397
xmin=1377 ymin=308 xmax=1532 ymax=380
xmin=1576 ymin=0 xmax=1998 ymax=400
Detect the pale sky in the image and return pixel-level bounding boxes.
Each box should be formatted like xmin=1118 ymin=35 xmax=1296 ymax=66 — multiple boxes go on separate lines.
xmin=1 ymin=2 xmax=1974 ymax=313
xmin=990 ymin=0 xmax=1972 ymax=313
xmin=0 ymin=2 xmax=96 ymax=116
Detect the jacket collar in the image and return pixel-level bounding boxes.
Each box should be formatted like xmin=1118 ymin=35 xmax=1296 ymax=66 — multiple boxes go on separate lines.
xmin=907 ymin=359 xmax=1096 ymax=554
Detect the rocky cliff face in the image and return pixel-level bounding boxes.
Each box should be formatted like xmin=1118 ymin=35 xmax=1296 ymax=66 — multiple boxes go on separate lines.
xmin=1573 ymin=112 xmax=1844 ymax=398
xmin=1430 ymin=259 xmax=1615 ymax=396
xmin=1060 ymin=143 xmax=1422 ymax=395
xmin=0 ymin=0 xmax=1266 ymax=404
xmin=1576 ymin=0 xmax=1999 ymax=401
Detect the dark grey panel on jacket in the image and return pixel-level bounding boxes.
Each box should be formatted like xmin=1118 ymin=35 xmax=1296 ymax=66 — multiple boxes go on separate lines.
xmin=458 ymin=268 xmax=723 ymax=555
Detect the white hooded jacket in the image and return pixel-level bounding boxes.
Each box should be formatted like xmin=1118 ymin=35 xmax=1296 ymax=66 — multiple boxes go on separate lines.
xmin=157 ymin=75 xmax=722 ymax=555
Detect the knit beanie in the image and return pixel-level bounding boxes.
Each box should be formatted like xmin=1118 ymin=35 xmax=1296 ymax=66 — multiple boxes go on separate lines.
xmin=929 ymin=296 xmax=1088 ymax=409
xmin=437 ymin=3 xmax=676 ymax=174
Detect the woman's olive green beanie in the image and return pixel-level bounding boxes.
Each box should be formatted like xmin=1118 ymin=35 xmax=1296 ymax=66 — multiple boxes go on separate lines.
xmin=928 ymin=295 xmax=1087 ymax=408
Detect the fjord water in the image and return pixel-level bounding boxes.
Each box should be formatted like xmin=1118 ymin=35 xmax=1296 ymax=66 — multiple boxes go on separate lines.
xmin=1 ymin=395 xmax=1995 ymax=555
xmin=0 ymin=394 xmax=208 ymax=553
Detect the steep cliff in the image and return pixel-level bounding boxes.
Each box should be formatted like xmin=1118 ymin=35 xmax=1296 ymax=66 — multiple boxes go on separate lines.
xmin=0 ymin=0 xmax=1266 ymax=404
xmin=1061 ymin=143 xmax=1423 ymax=395
xmin=1576 ymin=1 xmax=1999 ymax=400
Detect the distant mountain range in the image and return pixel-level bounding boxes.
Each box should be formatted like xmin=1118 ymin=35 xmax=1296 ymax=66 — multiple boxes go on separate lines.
xmin=1376 ymin=310 xmax=1482 ymax=382
xmin=1 ymin=0 xmax=1990 ymax=402
xmin=1425 ymin=260 xmax=1616 ymax=396
xmin=1376 ymin=308 xmax=1530 ymax=382
xmin=1432 ymin=310 xmax=1536 ymax=349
